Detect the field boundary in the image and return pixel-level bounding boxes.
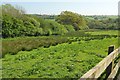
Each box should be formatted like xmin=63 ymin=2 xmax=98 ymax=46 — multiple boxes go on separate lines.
xmin=80 ymin=45 xmax=120 ymax=79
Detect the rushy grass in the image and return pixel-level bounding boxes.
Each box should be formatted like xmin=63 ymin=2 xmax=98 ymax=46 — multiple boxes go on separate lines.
xmin=2 ymin=36 xmax=68 ymax=58
xmin=2 ymin=37 xmax=119 ymax=78
xmin=2 ymin=30 xmax=119 ymax=58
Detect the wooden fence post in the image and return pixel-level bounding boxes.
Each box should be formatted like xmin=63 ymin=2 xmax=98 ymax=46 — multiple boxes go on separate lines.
xmin=106 ymin=45 xmax=114 ymax=79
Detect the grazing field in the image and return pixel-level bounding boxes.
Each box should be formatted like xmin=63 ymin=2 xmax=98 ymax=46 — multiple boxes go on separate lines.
xmin=1 ymin=30 xmax=119 ymax=79
xmin=2 ymin=30 xmax=119 ymax=58
xmin=85 ymin=30 xmax=119 ymax=36
xmin=1 ymin=3 xmax=120 ymax=79
xmin=2 ymin=37 xmax=118 ymax=78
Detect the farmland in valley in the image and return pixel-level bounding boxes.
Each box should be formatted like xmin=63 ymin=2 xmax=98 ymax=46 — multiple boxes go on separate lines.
xmin=1 ymin=3 xmax=120 ymax=79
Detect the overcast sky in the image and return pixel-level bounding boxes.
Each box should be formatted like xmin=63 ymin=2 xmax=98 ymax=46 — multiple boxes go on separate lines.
xmin=1 ymin=0 xmax=120 ymax=15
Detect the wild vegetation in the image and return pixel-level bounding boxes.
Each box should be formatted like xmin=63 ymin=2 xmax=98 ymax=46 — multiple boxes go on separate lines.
xmin=2 ymin=38 xmax=118 ymax=78
xmin=1 ymin=4 xmax=89 ymax=38
xmin=86 ymin=16 xmax=119 ymax=30
xmin=2 ymin=30 xmax=119 ymax=58
xmin=56 ymin=11 xmax=88 ymax=30
xmin=2 ymin=36 xmax=68 ymax=58
xmin=2 ymin=4 xmax=118 ymax=38
xmin=1 ymin=3 xmax=120 ymax=79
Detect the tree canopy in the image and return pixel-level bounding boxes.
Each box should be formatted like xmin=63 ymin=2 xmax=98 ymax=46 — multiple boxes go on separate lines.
xmin=56 ymin=11 xmax=89 ymax=30
xmin=2 ymin=4 xmax=118 ymax=38
xmin=1 ymin=4 xmax=71 ymax=38
xmin=86 ymin=16 xmax=118 ymax=30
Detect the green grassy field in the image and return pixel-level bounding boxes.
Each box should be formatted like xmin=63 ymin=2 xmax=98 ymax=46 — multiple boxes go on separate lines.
xmin=2 ymin=30 xmax=119 ymax=58
xmin=2 ymin=39 xmax=119 ymax=78
xmin=1 ymin=30 xmax=119 ymax=78
xmin=85 ymin=30 xmax=119 ymax=35
xmin=1 ymin=3 xmax=119 ymax=79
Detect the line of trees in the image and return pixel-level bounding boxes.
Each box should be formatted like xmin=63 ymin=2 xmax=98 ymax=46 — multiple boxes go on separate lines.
xmin=86 ymin=16 xmax=119 ymax=30
xmin=1 ymin=4 xmax=119 ymax=38
xmin=1 ymin=4 xmax=88 ymax=38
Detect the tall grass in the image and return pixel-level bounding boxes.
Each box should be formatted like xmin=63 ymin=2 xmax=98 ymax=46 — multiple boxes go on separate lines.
xmin=2 ymin=30 xmax=119 ymax=58
xmin=2 ymin=36 xmax=68 ymax=57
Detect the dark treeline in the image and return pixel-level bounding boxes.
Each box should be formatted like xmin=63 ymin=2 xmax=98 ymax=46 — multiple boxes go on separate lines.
xmin=1 ymin=4 xmax=119 ymax=38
